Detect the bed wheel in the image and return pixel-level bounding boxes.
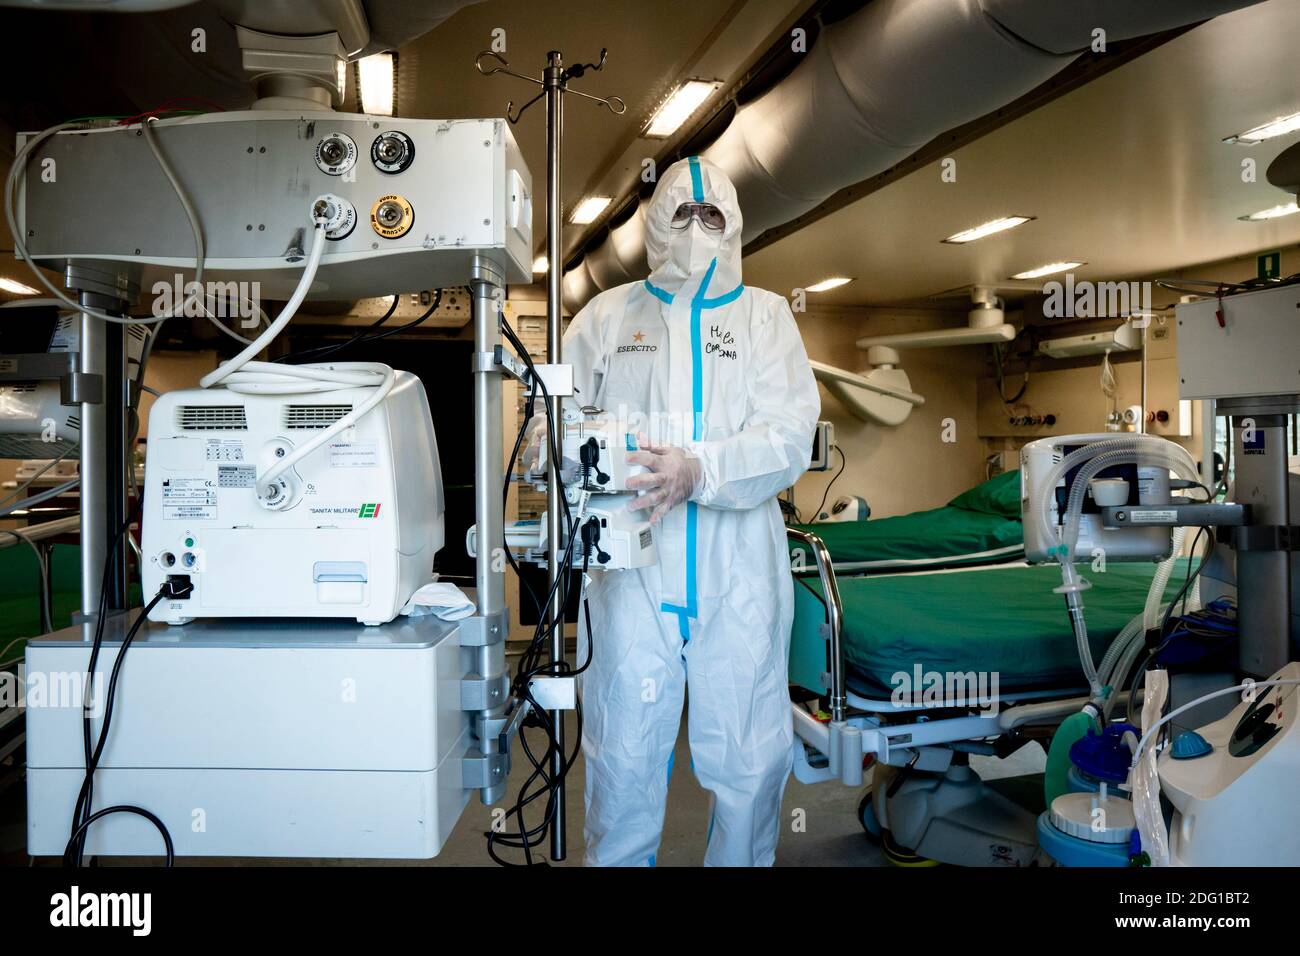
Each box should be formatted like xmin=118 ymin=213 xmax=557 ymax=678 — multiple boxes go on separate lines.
xmin=857 ymin=789 xmax=881 ymax=844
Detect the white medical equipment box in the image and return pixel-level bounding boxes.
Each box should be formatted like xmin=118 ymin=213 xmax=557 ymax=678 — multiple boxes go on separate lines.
xmin=18 ymin=114 xmax=532 ymax=298
xmin=141 ymin=369 xmax=443 ymax=626
xmin=25 ymin=614 xmax=473 ymax=859
xmin=1176 ymin=284 xmax=1300 ymax=400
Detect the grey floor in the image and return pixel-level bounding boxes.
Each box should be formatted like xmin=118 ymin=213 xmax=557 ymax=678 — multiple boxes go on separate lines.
xmin=4 ymin=712 xmax=1047 ymax=868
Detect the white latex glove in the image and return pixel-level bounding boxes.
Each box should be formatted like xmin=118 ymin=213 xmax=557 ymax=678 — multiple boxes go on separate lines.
xmin=519 ymin=413 xmax=548 ymax=474
xmin=625 ymin=436 xmax=702 ymax=524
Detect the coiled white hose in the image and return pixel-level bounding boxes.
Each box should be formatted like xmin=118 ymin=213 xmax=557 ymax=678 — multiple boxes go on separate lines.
xmin=198 ymin=224 xmax=396 ymax=497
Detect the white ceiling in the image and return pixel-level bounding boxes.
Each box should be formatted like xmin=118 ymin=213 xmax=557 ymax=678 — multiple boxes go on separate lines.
xmin=743 ymin=0 xmax=1300 ymax=307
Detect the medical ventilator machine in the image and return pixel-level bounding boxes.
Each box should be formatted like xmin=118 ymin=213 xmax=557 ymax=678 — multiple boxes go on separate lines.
xmin=1022 ymin=281 xmax=1300 ymax=866
xmin=14 ymin=7 xmax=566 ymax=859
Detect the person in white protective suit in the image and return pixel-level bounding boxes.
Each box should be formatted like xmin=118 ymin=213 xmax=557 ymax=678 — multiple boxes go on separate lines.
xmin=560 ymin=156 xmax=820 ymax=866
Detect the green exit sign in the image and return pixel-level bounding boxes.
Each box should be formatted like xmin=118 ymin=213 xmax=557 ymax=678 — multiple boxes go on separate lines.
xmin=1258 ymin=250 xmax=1281 ymax=280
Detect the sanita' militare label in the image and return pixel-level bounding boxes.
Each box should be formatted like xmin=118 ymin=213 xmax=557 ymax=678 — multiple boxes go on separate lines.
xmin=161 ymin=477 xmax=216 ymax=519
xmin=307 ymin=502 xmax=383 ymax=519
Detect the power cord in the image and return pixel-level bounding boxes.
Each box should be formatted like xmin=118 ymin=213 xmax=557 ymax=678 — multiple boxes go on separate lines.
xmin=64 ymin=504 xmax=185 ymax=867
xmin=486 ymin=320 xmax=591 ymax=866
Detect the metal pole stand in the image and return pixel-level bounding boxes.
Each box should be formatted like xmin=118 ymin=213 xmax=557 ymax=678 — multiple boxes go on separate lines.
xmin=475 ymin=46 xmax=625 ymax=862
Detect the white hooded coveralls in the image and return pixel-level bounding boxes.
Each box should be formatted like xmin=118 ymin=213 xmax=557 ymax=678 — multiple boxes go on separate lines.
xmin=564 ymin=157 xmax=820 ymax=866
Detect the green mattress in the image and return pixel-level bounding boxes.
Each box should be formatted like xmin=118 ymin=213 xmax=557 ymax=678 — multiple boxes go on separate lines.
xmin=790 ymin=559 xmax=1190 ymax=697
xmin=789 ymin=470 xmax=1023 ymax=572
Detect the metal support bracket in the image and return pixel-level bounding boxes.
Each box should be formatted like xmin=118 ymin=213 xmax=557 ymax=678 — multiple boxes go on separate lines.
xmin=461 ymin=749 xmax=511 ymax=791
xmin=1101 ymin=502 xmax=1247 ymax=528
xmin=459 ymin=609 xmax=509 ymax=647
xmin=1231 ymin=525 xmax=1300 ymax=552
xmin=528 ymin=675 xmax=576 ymax=710
xmin=461 ymin=672 xmax=511 ymax=712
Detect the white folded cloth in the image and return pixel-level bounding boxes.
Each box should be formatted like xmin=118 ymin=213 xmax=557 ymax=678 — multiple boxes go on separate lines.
xmin=400 ymin=580 xmax=475 ymax=621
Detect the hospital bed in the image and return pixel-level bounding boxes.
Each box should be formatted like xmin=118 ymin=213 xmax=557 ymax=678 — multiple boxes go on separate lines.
xmin=785 ymin=524 xmax=1190 ymax=866
xmin=787 ymin=469 xmax=1023 ymax=573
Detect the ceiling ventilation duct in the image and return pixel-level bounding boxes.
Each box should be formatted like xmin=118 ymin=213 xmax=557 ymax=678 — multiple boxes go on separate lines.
xmin=563 ymin=0 xmax=1261 ymax=313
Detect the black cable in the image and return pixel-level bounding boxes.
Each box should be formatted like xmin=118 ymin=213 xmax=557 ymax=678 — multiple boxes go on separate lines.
xmin=994 ymin=342 xmax=1029 ymax=405
xmin=64 ymin=806 xmax=174 ymax=867
xmin=1159 ymin=527 xmax=1214 ymax=641
xmin=68 ymin=500 xmax=143 ymax=863
xmin=273 ymin=294 xmax=399 ymax=364
xmin=811 ymin=445 xmax=846 ymax=522
xmin=67 ymin=583 xmax=177 ymax=866
xmin=485 ymin=327 xmax=593 ymax=863
xmin=276 ymin=290 xmax=444 ymax=365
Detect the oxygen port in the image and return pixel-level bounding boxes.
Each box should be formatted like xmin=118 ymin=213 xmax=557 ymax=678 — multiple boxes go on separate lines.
xmin=371 ymin=131 xmax=415 ymax=173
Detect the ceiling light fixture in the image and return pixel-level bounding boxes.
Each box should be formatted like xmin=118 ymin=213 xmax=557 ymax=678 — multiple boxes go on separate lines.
xmin=532 ymin=256 xmax=549 ymax=274
xmin=1010 ymin=261 xmax=1086 ymax=280
xmin=806 ymin=276 xmax=853 ymax=293
xmin=644 ymin=79 xmax=721 ymax=139
xmin=357 ymin=52 xmax=396 ymax=116
xmin=1224 ymin=111 xmax=1300 ymax=145
xmin=1237 ymin=201 xmax=1300 ymax=221
xmin=941 ymin=216 xmax=1034 ymax=244
xmin=570 ymin=196 xmax=612 ymax=225
xmin=0 ymin=278 xmax=39 ymax=295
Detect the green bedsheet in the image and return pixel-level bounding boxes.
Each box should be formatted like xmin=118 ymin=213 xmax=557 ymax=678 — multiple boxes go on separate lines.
xmin=790 ymin=559 xmax=1190 ymax=696
xmin=0 ymin=542 xmax=139 ymax=664
xmin=789 ymin=469 xmax=1023 ymax=572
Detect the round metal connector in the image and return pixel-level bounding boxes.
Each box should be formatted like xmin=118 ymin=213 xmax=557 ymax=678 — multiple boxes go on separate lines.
xmin=371 ymin=131 xmax=415 ymax=174
xmin=369 ymin=194 xmax=414 ymax=239
xmin=314 ymin=132 xmax=358 ymax=176
xmin=312 ymin=193 xmax=358 ymax=240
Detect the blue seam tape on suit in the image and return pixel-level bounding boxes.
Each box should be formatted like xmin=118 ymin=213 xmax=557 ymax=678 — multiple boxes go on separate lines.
xmin=658 ymin=259 xmax=744 ymax=640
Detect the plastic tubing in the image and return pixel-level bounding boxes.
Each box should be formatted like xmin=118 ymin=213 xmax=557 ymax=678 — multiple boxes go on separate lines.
xmin=1029 ymin=436 xmax=1200 ymax=697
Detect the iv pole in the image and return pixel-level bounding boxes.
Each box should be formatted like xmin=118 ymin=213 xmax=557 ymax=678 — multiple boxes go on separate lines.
xmin=476 ymin=47 xmax=624 ymax=861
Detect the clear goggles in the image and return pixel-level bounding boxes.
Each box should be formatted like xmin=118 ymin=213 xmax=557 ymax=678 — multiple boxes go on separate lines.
xmin=671 ymin=202 xmax=726 ymax=232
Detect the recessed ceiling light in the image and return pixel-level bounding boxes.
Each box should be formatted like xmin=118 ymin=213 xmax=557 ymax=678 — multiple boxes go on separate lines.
xmin=1010 ymin=261 xmax=1085 ymax=280
xmin=0 ymin=278 xmax=39 ymax=295
xmin=644 ymin=79 xmax=721 ymax=139
xmin=357 ymin=52 xmax=396 ymax=117
xmin=1238 ymin=202 xmax=1300 ymax=221
xmin=941 ymin=216 xmax=1034 ymax=244
xmin=1224 ymin=111 xmax=1300 ymax=145
xmin=806 ymin=276 xmax=853 ymax=293
xmin=532 ymin=256 xmax=549 ymax=274
xmin=570 ymin=196 xmax=612 ymax=225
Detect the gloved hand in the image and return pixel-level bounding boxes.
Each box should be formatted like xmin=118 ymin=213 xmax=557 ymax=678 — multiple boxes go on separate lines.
xmin=519 ymin=413 xmax=548 ymax=475
xmin=626 ymin=437 xmax=702 ymax=524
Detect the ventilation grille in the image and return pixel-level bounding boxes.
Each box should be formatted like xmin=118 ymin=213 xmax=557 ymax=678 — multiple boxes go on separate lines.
xmin=283 ymin=404 xmax=352 ymax=429
xmin=177 ymin=405 xmax=248 ymax=431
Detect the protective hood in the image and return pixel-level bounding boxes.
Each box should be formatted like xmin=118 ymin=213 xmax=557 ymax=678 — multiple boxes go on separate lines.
xmin=644 ymin=156 xmax=744 ymax=295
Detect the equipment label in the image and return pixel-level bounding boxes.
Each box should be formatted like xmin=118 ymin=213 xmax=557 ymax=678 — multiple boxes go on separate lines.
xmin=217 ymin=465 xmax=257 ymax=488
xmin=205 ymin=439 xmax=244 ymax=461
xmin=161 ymin=477 xmax=216 ymax=519
xmin=639 ymin=527 xmax=653 ymax=550
xmin=1130 ymin=509 xmax=1176 ymax=524
xmin=330 ymin=441 xmax=378 ymax=468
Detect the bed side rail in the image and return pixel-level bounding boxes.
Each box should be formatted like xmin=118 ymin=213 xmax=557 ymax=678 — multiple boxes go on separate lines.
xmin=787 ymin=526 xmax=846 ymax=722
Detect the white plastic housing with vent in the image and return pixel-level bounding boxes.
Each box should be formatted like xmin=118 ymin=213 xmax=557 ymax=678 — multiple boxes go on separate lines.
xmin=141 ymin=369 xmax=443 ymax=626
